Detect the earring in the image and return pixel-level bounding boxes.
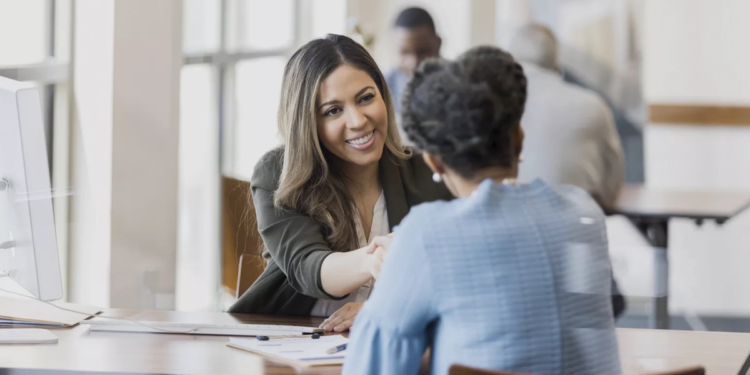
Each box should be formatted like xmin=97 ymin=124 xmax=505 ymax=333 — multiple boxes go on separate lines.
xmin=432 ymin=173 xmax=442 ymax=183
xmin=519 ymin=155 xmax=525 ymax=163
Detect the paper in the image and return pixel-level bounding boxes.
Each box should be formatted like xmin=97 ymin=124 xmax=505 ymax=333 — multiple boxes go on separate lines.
xmin=228 ymin=335 xmax=348 ymax=367
xmin=0 ymin=318 xmax=62 ymax=326
xmin=0 ymin=296 xmax=101 ymax=326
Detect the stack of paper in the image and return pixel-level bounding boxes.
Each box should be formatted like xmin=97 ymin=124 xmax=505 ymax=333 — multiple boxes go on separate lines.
xmin=0 ymin=296 xmax=101 ymax=327
xmin=228 ymin=335 xmax=348 ymax=367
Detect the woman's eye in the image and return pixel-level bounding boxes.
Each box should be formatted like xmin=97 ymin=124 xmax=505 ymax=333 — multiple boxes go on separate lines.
xmin=359 ymin=93 xmax=375 ymax=104
xmin=324 ymin=107 xmax=342 ymax=117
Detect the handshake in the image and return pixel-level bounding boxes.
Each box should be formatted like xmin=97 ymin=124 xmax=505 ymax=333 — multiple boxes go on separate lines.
xmin=364 ymin=233 xmax=394 ymax=280
xmin=319 ymin=233 xmax=396 ymax=333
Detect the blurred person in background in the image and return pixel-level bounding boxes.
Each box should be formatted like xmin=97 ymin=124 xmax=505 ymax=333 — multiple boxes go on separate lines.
xmin=228 ymin=35 xmax=452 ymax=330
xmin=508 ymin=24 xmax=624 ymax=210
xmin=344 ymin=46 xmax=621 ymax=375
xmin=386 ymin=7 xmax=442 ymax=118
xmin=508 ymin=24 xmax=626 ymax=317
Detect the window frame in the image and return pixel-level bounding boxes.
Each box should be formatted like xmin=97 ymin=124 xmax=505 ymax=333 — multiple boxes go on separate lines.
xmin=0 ymin=0 xmax=67 ymax=171
xmin=182 ymin=0 xmax=302 ymax=177
xmin=0 ymin=0 xmax=72 ymax=299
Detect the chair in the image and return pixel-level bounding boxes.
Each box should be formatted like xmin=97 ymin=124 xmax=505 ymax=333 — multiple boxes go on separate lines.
xmin=236 ymin=252 xmax=264 ymax=298
xmin=448 ymin=364 xmax=706 ymax=375
xmin=649 ymin=368 xmax=705 ymax=375
xmin=221 ymin=176 xmax=265 ymax=299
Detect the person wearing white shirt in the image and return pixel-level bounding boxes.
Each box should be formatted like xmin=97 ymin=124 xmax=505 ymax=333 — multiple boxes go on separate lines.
xmin=508 ymin=24 xmax=625 ymax=209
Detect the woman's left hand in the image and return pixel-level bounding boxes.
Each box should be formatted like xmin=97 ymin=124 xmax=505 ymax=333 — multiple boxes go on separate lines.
xmin=320 ymin=302 xmax=363 ymax=332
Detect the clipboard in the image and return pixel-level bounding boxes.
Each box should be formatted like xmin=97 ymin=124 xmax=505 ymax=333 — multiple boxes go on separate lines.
xmin=227 ymin=335 xmax=348 ymax=367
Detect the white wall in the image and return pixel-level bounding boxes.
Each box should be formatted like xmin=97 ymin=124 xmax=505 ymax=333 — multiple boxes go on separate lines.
xmin=176 ymin=65 xmax=221 ymax=311
xmin=69 ymin=0 xmax=115 ymax=307
xmin=496 ymin=0 xmax=533 ymax=48
xmin=69 ymin=0 xmax=183 ymax=309
xmin=643 ymin=0 xmax=750 ymax=316
xmin=644 ymin=0 xmax=750 ymax=106
xmin=109 ymin=0 xmax=183 ymax=310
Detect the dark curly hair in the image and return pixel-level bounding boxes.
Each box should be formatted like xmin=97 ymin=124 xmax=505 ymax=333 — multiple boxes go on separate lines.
xmin=401 ymin=46 xmax=527 ymax=178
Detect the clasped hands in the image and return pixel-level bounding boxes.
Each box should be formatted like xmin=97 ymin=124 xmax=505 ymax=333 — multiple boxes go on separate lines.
xmin=365 ymin=233 xmax=393 ymax=280
xmin=319 ymin=233 xmax=394 ymax=332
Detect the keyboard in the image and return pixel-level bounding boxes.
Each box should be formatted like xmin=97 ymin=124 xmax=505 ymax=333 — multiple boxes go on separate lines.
xmin=82 ymin=317 xmax=324 ymax=337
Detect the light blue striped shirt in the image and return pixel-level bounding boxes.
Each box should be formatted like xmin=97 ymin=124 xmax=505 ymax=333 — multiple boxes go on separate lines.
xmin=343 ymin=179 xmax=621 ymax=375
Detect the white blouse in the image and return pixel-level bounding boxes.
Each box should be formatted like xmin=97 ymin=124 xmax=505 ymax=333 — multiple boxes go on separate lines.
xmin=310 ymin=191 xmax=389 ymax=317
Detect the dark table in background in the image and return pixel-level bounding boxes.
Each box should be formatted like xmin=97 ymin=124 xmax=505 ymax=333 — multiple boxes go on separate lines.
xmin=613 ymin=186 xmax=750 ymax=329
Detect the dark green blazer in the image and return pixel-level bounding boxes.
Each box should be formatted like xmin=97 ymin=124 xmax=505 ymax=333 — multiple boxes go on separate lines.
xmin=228 ymin=147 xmax=453 ymax=315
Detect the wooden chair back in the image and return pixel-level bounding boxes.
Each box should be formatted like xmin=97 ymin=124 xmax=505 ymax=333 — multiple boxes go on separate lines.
xmin=221 ymin=176 xmax=265 ymax=298
xmin=236 ymin=252 xmax=265 ymax=298
xmin=649 ymin=367 xmax=705 ymax=375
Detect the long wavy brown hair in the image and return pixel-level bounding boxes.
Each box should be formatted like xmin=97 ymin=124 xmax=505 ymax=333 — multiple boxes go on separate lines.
xmin=274 ymin=34 xmax=409 ymax=253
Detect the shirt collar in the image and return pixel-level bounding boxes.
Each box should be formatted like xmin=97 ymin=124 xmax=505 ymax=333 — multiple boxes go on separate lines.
xmin=520 ymin=62 xmax=563 ymax=81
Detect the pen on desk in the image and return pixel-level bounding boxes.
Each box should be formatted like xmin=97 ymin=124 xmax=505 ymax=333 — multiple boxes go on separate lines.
xmin=326 ymin=343 xmax=347 ymax=354
xmin=256 ymin=333 xmax=321 ymax=341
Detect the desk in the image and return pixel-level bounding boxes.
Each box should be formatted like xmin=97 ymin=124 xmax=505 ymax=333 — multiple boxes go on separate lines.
xmin=613 ymin=186 xmax=750 ymax=329
xmin=1 ymin=310 xmax=750 ymax=375
xmin=0 ymin=310 xmax=340 ymax=375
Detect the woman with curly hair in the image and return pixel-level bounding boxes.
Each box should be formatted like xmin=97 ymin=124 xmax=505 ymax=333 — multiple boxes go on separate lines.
xmin=344 ymin=46 xmax=621 ymax=375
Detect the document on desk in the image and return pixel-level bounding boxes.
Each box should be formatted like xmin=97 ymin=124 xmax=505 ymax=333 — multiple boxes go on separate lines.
xmin=0 ymin=296 xmax=101 ymax=326
xmin=228 ymin=335 xmax=348 ymax=367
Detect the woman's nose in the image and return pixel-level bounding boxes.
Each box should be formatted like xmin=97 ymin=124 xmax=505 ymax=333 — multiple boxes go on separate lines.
xmin=347 ymin=107 xmax=368 ymax=129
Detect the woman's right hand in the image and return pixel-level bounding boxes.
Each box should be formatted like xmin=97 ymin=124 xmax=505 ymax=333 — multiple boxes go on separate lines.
xmin=366 ymin=234 xmax=394 ymax=279
xmin=320 ymin=235 xmax=396 ymax=298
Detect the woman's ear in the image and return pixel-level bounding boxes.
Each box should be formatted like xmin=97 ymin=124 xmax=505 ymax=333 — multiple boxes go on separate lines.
xmin=422 ymin=153 xmax=444 ymax=175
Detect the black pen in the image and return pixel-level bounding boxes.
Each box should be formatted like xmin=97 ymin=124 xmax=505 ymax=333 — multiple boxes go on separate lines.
xmin=256 ymin=333 xmax=321 ymax=341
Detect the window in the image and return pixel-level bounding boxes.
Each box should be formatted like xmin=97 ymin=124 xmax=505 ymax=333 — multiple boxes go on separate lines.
xmin=182 ymin=0 xmax=350 ymax=179
xmin=0 ymin=0 xmax=73 ymax=297
xmin=234 ymin=57 xmax=287 ymax=179
xmin=179 ymin=0 xmax=300 ymax=310
xmin=179 ymin=0 xmax=349 ymax=310
xmin=226 ymin=0 xmax=295 ymax=53
xmin=182 ymin=0 xmax=299 ymax=179
xmin=182 ymin=0 xmax=221 ymax=55
xmin=0 ymin=0 xmax=70 ymax=165
xmin=0 ymin=0 xmax=48 ymax=66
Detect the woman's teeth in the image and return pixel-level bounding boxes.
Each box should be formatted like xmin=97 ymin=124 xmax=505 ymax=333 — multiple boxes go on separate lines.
xmin=346 ymin=131 xmax=374 ymax=145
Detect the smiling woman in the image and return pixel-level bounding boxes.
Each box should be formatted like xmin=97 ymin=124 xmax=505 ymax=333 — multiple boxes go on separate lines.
xmin=316 ymin=66 xmax=388 ymax=171
xmin=228 ymin=35 xmax=452 ymax=329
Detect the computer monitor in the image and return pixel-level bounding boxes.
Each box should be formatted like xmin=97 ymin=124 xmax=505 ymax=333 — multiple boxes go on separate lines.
xmin=0 ymin=76 xmax=63 ymax=302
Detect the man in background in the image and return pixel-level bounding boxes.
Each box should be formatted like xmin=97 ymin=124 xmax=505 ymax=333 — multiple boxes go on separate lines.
xmin=509 ymin=25 xmax=626 ymax=318
xmin=386 ymin=7 xmax=441 ymax=117
xmin=509 ymin=24 xmax=625 ymax=209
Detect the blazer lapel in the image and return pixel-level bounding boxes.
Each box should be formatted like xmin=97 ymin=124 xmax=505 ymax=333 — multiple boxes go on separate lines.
xmin=379 ymin=150 xmax=410 ymax=231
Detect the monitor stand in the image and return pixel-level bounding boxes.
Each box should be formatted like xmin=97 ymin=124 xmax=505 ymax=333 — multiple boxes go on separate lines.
xmin=0 ymin=328 xmax=58 ymax=344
